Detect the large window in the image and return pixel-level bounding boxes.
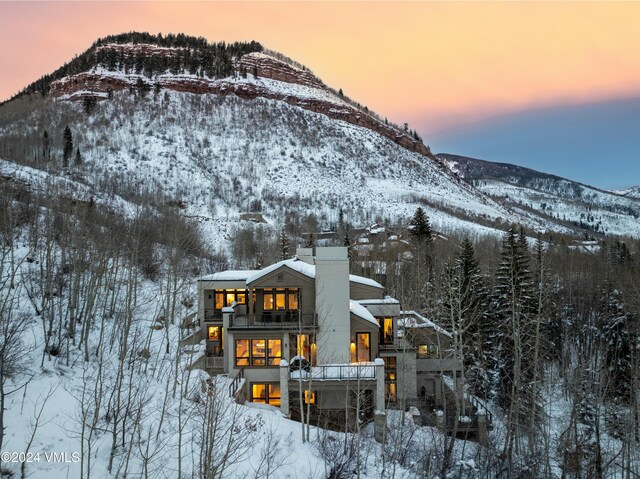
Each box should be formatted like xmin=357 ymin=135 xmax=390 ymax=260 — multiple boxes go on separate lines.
xmin=262 ymin=288 xmax=299 ymax=311
xmin=351 ymin=333 xmax=371 ymax=363
xmin=251 ymin=383 xmax=281 ymax=406
xmin=215 ymin=289 xmax=248 ymax=311
xmin=235 ymin=339 xmax=250 ymax=366
xmin=235 ymin=338 xmax=282 ymax=367
xmin=378 ymin=317 xmax=394 ymax=345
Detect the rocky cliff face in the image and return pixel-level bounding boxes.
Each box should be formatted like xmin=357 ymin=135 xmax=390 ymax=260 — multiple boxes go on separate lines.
xmin=49 ymin=45 xmax=436 ymax=161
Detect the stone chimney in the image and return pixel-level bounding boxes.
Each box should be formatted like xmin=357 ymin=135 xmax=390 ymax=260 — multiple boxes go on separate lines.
xmin=315 ymin=247 xmax=350 ymax=364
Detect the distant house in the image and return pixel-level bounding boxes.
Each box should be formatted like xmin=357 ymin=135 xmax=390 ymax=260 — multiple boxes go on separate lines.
xmin=192 ymin=246 xmax=491 ymax=441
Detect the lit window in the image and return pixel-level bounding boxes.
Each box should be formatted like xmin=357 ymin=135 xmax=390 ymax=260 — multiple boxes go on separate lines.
xmin=263 ymin=293 xmax=274 ymax=311
xmin=268 ymin=339 xmax=282 ymax=366
xmin=268 ymin=384 xmax=281 ymax=406
xmin=304 ymin=390 xmax=316 ymax=405
xmin=215 ymin=293 xmax=224 ymax=310
xmin=251 ymin=383 xmax=280 ymax=405
xmin=356 ymin=333 xmax=371 ymax=362
xmin=208 ymin=326 xmax=220 ymax=341
xmin=235 ymin=339 xmax=249 ymax=366
xmin=252 ymin=384 xmax=266 ymax=403
xmin=275 ymin=293 xmax=286 ymax=310
xmin=236 ymin=293 xmax=246 ymax=304
xmin=252 ymin=339 xmax=266 ymax=366
xmin=288 ymin=292 xmax=299 ymax=310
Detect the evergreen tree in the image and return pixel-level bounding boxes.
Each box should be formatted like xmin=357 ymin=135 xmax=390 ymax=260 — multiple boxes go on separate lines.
xmin=62 ymin=125 xmax=73 ymax=167
xmin=408 ymin=207 xmax=432 ymax=243
xmin=42 ymin=130 xmax=50 ymax=162
xmin=279 ymin=229 xmax=290 ymax=260
xmin=441 ymin=238 xmax=490 ymax=397
xmin=599 ymin=279 xmax=635 ymax=404
xmin=492 ymin=226 xmax=538 ymax=457
xmin=74 ymin=147 xmax=82 ymax=166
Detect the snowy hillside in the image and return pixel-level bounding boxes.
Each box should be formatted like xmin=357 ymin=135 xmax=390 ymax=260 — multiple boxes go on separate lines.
xmin=439 ymin=153 xmax=640 ymax=237
xmin=613 ymin=185 xmax=640 ymax=199
xmin=0 ymin=88 xmax=546 ymax=248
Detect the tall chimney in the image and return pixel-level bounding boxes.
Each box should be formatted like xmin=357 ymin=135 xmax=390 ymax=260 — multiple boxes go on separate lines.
xmin=296 ymin=247 xmax=314 ymax=265
xmin=315 ymin=247 xmax=350 ymax=364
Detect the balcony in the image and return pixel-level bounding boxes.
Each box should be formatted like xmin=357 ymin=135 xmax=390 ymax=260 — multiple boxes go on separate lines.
xmin=204 ymin=309 xmax=222 ymax=321
xmin=229 ymin=312 xmax=317 ymax=329
xmin=205 ymin=356 xmax=224 ymax=370
xmin=290 ymin=363 xmax=377 ymax=381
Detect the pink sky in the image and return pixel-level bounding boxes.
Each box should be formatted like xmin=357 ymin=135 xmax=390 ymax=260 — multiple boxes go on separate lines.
xmin=1 ymin=1 xmax=639 ymax=132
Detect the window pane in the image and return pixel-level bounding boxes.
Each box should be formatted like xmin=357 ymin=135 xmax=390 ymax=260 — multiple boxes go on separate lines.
xmin=288 ymin=292 xmax=299 ymax=310
xmin=208 ymin=326 xmax=220 ymax=341
xmin=263 ymin=293 xmax=274 ymax=311
xmin=275 ymin=293 xmax=286 ymax=310
xmin=357 ymin=333 xmax=370 ymax=362
xmin=226 ymin=292 xmax=235 ymax=306
xmin=268 ymin=384 xmax=281 ymax=406
xmin=384 ymin=318 xmax=393 ymax=342
xmin=252 ymin=339 xmax=266 ymax=366
xmin=236 ymin=293 xmax=246 ymax=304
xmin=215 ymin=293 xmax=224 ymax=309
xmin=252 ymin=384 xmax=266 ymax=403
xmin=268 ymin=339 xmax=282 ymax=365
xmin=235 ymin=340 xmax=249 ymax=366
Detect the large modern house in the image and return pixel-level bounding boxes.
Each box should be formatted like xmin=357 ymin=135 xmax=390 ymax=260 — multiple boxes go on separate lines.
xmin=188 ymin=246 xmax=491 ymax=441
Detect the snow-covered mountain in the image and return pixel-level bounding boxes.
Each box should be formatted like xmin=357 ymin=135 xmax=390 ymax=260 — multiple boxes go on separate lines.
xmin=0 ymin=32 xmax=637 ymax=242
xmin=613 ymin=185 xmax=640 ymax=199
xmin=439 ymin=153 xmax=640 ymax=237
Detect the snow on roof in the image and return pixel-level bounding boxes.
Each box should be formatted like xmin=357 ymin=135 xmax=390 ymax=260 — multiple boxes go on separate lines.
xmin=350 ymin=300 xmax=378 ymax=325
xmin=399 ymin=310 xmax=452 ymax=337
xmin=245 ymin=258 xmax=383 ymax=289
xmin=246 ymin=258 xmax=315 ymax=284
xmin=349 ymin=274 xmax=383 ymax=289
xmin=356 ymin=296 xmax=400 ymax=305
xmin=199 ymin=270 xmax=260 ymax=281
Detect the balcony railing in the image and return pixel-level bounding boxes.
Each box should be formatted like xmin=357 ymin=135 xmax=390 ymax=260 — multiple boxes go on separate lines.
xmin=229 ymin=312 xmax=317 ymax=329
xmin=290 ymin=363 xmax=377 ymax=381
xmin=205 ymin=356 xmax=224 ymax=370
xmin=204 ymin=309 xmax=222 ymax=321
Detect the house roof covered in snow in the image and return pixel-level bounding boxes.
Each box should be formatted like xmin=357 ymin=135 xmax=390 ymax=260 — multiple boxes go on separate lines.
xmin=356 ymin=297 xmax=400 ymax=305
xmin=398 ymin=310 xmax=452 ymax=337
xmin=199 ymin=270 xmax=260 ymax=281
xmin=349 ymin=300 xmax=378 ymax=325
xmin=245 ymin=258 xmax=383 ymax=289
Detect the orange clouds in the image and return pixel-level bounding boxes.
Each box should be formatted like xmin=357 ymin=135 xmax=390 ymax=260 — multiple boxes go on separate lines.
xmin=1 ymin=1 xmax=638 ymax=131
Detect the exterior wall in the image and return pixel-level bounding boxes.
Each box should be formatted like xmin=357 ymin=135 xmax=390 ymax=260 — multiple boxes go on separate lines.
xmin=395 ymin=350 xmax=418 ymax=402
xmin=198 ymin=278 xmax=249 ymax=326
xmin=349 ymin=314 xmax=379 ymax=360
xmin=316 ymin=247 xmax=351 ymax=364
xmin=248 ymin=266 xmax=316 ymax=320
xmin=349 ymin=281 xmax=384 ymax=300
xmin=225 ymin=328 xmax=287 ymax=388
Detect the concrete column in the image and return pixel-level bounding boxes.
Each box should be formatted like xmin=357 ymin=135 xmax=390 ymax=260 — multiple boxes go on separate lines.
xmin=279 ymin=359 xmax=290 ymax=417
xmin=222 ymin=308 xmax=233 ymax=374
xmin=374 ymin=358 xmax=385 ymax=413
xmin=315 ymin=247 xmax=350 ymax=364
xmin=374 ymin=410 xmax=386 ymax=443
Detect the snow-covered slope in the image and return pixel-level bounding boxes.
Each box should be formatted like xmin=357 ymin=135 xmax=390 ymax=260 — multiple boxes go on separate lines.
xmin=439 ymin=153 xmax=640 ymax=237
xmin=0 ymin=35 xmax=636 ymax=242
xmin=613 ymin=185 xmax=640 ymax=199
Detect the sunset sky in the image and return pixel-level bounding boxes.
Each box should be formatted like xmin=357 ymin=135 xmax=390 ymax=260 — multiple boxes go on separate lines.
xmin=1 ymin=1 xmax=638 ymax=187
